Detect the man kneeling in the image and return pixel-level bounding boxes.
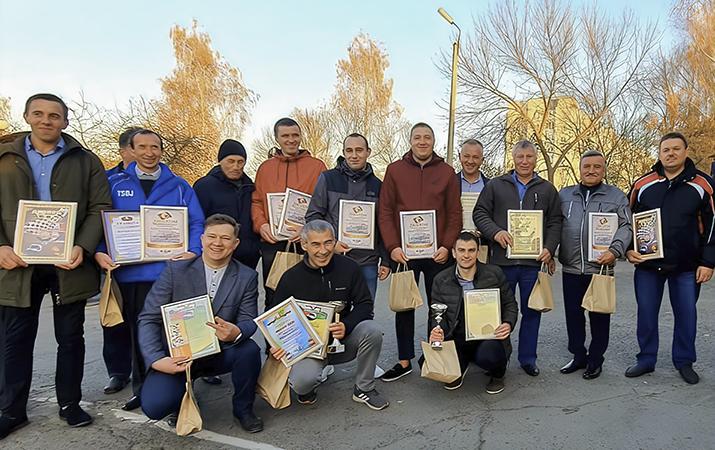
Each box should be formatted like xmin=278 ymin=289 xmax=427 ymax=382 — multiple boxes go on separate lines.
xmin=428 ymin=232 xmax=518 ymax=393
xmin=137 ymin=214 xmax=263 ymax=432
xmin=270 ymin=220 xmax=388 ymax=410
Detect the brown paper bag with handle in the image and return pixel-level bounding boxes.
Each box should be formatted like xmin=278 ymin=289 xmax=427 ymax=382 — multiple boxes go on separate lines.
xmin=527 ymin=263 xmax=554 ymax=312
xmin=582 ymin=265 xmax=616 ymax=314
xmin=99 ymin=269 xmax=124 ymax=327
xmin=176 ymin=361 xmax=202 ymax=436
xmin=256 ymin=355 xmax=291 ymax=409
xmin=389 ymin=264 xmax=424 ymax=312
xmin=420 ymin=341 xmax=461 ymax=383
xmin=265 ymin=242 xmax=302 ymax=290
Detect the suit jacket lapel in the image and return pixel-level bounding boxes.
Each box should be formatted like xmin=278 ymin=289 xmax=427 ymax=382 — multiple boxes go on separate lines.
xmin=211 ymin=260 xmax=238 ymax=314
xmin=182 ymin=257 xmax=208 ymax=300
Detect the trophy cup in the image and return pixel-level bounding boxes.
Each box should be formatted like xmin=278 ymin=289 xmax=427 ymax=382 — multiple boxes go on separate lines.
xmin=430 ymin=303 xmax=448 ymax=350
xmin=327 ymin=301 xmax=346 ymax=354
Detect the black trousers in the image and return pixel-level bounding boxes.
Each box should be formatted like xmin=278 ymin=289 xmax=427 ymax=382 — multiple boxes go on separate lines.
xmin=455 ymin=334 xmax=508 ymax=377
xmin=562 ymin=272 xmax=610 ymax=368
xmin=0 ymin=266 xmax=86 ymax=417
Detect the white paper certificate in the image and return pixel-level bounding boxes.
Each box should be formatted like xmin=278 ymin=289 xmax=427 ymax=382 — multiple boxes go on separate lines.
xmin=588 ymin=212 xmax=618 ymax=262
xmin=267 ymin=192 xmax=288 ymax=241
xmin=338 ymin=200 xmax=375 ymax=250
xmin=102 ymin=211 xmax=142 ymax=264
xmin=464 ymin=288 xmax=501 ymax=341
xmin=278 ymin=189 xmax=311 ymax=238
xmin=140 ymin=205 xmax=189 ymax=261
xmin=400 ymin=210 xmax=437 ymax=259
xmin=460 ymin=193 xmax=479 ymax=232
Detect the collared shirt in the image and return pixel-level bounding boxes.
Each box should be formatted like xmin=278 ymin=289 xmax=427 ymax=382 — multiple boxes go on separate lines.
xmin=204 ymin=262 xmax=228 ymax=302
xmin=460 ymin=171 xmax=485 ymax=193
xmin=24 ymin=135 xmax=66 ymax=201
xmin=512 ymin=171 xmax=536 ymax=201
xmin=135 ymin=165 xmax=162 ymax=180
xmin=455 ymin=266 xmax=475 ymax=291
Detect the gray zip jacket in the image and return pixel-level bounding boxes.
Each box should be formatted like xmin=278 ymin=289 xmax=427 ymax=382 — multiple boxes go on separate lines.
xmin=558 ymin=183 xmax=632 ymax=275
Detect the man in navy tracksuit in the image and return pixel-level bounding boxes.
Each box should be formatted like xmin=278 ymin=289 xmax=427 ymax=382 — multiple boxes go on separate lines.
xmin=625 ymin=132 xmax=715 ymax=385
xmin=94 ymin=130 xmax=205 ymax=409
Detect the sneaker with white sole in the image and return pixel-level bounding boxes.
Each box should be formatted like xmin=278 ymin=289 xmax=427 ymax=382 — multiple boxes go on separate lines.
xmin=319 ymin=365 xmax=335 ymax=383
xmin=297 ymin=389 xmax=317 ymax=405
xmin=444 ymin=368 xmax=468 ymax=390
xmin=485 ymin=376 xmax=505 ymax=394
xmin=352 ymin=386 xmax=389 ymax=410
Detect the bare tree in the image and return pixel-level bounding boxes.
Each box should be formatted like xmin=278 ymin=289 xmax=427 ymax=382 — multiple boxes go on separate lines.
xmin=0 ymin=95 xmax=24 ymax=136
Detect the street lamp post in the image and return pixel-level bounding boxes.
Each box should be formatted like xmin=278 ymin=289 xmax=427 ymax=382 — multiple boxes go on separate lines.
xmin=438 ymin=7 xmax=460 ymax=167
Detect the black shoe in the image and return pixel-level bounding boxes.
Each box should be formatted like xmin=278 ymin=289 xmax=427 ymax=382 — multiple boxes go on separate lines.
xmin=103 ymin=376 xmax=129 ymax=394
xmin=201 ymin=375 xmax=222 ymax=385
xmin=444 ymin=368 xmax=468 ymax=390
xmin=380 ymin=362 xmax=412 ymax=382
xmin=236 ymin=413 xmax=264 ymax=433
xmin=0 ymin=414 xmax=29 ymax=440
xmin=560 ymin=359 xmax=587 ymax=374
xmin=59 ymin=404 xmax=93 ymax=427
xmin=583 ymin=365 xmax=602 ymax=380
xmin=122 ymin=395 xmax=141 ymax=411
xmin=521 ymin=364 xmax=539 ymax=376
xmin=166 ymin=411 xmax=179 ymax=427
xmin=625 ymin=364 xmax=654 ymax=378
xmin=297 ymin=390 xmax=317 ymax=405
xmin=678 ymin=364 xmax=699 ymax=384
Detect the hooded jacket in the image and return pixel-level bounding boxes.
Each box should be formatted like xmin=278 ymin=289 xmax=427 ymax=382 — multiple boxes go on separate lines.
xmin=193 ymin=166 xmax=260 ymax=267
xmin=305 ymin=157 xmax=390 ymax=267
xmin=0 ymin=132 xmax=112 ymax=307
xmin=628 ymin=158 xmax=715 ymax=272
xmin=558 ymin=183 xmax=632 ymax=275
xmin=251 ymin=149 xmax=327 ymax=239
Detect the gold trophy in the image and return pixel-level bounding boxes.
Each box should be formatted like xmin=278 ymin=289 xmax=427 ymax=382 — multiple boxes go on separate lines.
xmin=430 ymin=303 xmax=448 ymax=350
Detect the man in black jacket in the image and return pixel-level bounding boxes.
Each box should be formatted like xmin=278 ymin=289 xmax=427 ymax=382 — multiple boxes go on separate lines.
xmin=473 ymin=140 xmax=562 ymax=377
xmin=428 ymin=233 xmax=518 ymax=393
xmin=270 ymin=220 xmax=388 ymax=410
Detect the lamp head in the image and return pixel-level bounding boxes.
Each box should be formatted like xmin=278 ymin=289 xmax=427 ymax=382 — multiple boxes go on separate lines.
xmin=438 ymin=7 xmax=455 ymax=24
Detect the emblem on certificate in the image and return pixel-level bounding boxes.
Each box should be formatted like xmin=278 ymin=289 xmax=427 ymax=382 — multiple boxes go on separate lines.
xmin=161 ymin=295 xmax=221 ymax=361
xmin=507 ymin=209 xmax=543 ymax=259
xmin=140 ymin=205 xmax=189 ymax=261
xmin=460 ymin=193 xmax=480 ymax=232
xmin=588 ymin=212 xmax=618 ymax=262
xmin=338 ymin=200 xmax=375 ymax=250
xmin=400 ymin=210 xmax=438 ymax=259
xmin=13 ymin=200 xmax=77 ymax=264
xmin=633 ymin=208 xmax=663 ymax=260
xmin=277 ymin=189 xmax=311 ymax=239
xmin=266 ymin=192 xmax=288 ymax=241
xmin=464 ymin=288 xmax=501 ymax=341
xmin=296 ymin=300 xmax=336 ymax=359
xmin=102 ymin=211 xmax=142 ymax=264
xmin=255 ymin=297 xmax=324 ymax=367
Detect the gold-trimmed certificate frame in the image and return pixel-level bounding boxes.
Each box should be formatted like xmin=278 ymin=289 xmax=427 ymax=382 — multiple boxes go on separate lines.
xmin=277 ymin=188 xmax=311 ymax=239
xmin=13 ymin=200 xmax=77 ymax=264
xmin=400 ymin=210 xmax=438 ymax=259
xmin=140 ymin=205 xmax=189 ymax=261
xmin=633 ymin=208 xmax=664 ymax=260
xmin=267 ymin=192 xmax=289 ymax=241
xmin=464 ymin=288 xmax=501 ymax=341
xmin=160 ymin=294 xmax=221 ymax=361
xmin=588 ymin=212 xmax=618 ymax=262
xmin=506 ymin=209 xmax=543 ymax=259
xmin=460 ymin=193 xmax=480 ymax=232
xmin=338 ymin=200 xmax=375 ymax=250
xmin=296 ymin=300 xmax=336 ymax=360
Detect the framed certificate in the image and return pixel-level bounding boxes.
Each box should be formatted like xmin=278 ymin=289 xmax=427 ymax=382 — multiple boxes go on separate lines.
xmin=338 ymin=200 xmax=375 ymax=250
xmin=633 ymin=208 xmax=664 ymax=260
xmin=400 ymin=210 xmax=438 ymax=259
xmin=140 ymin=205 xmax=188 ymax=261
xmin=13 ymin=200 xmax=77 ymax=264
xmin=464 ymin=288 xmax=501 ymax=341
xmin=160 ymin=295 xmax=221 ymax=361
xmin=507 ymin=209 xmax=543 ymax=259
xmin=460 ymin=193 xmax=480 ymax=232
xmin=296 ymin=300 xmax=336 ymax=360
xmin=278 ymin=189 xmax=311 ymax=239
xmin=267 ymin=192 xmax=289 ymax=241
xmin=102 ymin=210 xmax=142 ymax=264
xmin=255 ymin=296 xmax=324 ymax=367
xmin=588 ymin=212 xmax=618 ymax=262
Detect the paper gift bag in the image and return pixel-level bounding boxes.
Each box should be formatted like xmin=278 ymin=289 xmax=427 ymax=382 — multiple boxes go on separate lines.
xmin=256 ymin=355 xmax=292 ymax=409
xmin=176 ymin=361 xmax=202 ymax=436
xmin=420 ymin=341 xmax=461 ymax=383
xmin=388 ymin=264 xmax=424 ymax=312
xmin=582 ymin=266 xmax=616 ymax=314
xmin=265 ymin=242 xmax=302 ymax=290
xmin=527 ymin=263 xmax=554 ymax=312
xmin=99 ymin=269 xmax=124 ymax=327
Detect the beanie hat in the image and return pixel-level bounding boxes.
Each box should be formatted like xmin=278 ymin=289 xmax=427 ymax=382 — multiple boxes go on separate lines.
xmin=218 ymin=139 xmax=247 ymax=162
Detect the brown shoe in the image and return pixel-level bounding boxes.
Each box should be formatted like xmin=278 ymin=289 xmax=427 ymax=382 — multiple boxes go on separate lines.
xmin=486 ymin=376 xmax=505 ymax=394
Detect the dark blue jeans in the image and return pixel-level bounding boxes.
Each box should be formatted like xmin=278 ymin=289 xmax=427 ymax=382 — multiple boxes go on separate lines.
xmin=141 ymin=339 xmax=261 ymax=420
xmin=500 ymin=265 xmax=540 ymax=366
xmin=633 ymin=267 xmax=700 ymax=369
xmin=361 ymin=265 xmax=379 ymax=301
xmin=562 ymin=272 xmax=611 ymax=369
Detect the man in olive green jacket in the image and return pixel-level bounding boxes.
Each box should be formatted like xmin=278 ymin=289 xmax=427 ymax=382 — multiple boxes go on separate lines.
xmin=0 ymin=94 xmax=112 ymax=439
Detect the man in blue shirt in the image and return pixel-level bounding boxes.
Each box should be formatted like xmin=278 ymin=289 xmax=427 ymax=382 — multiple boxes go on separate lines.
xmin=457 ymin=139 xmax=490 ymax=193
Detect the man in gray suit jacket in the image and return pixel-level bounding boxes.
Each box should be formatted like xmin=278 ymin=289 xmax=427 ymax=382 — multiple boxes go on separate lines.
xmin=137 ymin=214 xmax=263 ymax=433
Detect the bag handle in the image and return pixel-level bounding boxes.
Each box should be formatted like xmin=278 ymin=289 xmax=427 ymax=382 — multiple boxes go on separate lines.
xmin=599 ymin=265 xmax=607 ymax=275
xmin=284 ymin=241 xmax=297 ymax=253
xmin=395 ymin=263 xmax=407 ymax=273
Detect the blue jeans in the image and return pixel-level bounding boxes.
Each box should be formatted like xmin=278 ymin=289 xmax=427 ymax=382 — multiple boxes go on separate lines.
xmin=562 ymin=273 xmax=611 ymax=369
xmin=500 ymin=265 xmax=540 ymax=366
xmin=361 ymin=265 xmax=379 ymax=301
xmin=633 ymin=267 xmax=700 ymax=369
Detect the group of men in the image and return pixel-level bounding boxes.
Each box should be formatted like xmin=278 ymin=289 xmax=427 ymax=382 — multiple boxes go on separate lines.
xmin=0 ymin=92 xmax=713 ymax=441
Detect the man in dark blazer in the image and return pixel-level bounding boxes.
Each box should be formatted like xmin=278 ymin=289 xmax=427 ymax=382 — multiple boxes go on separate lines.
xmin=137 ymin=214 xmax=263 ymax=433
xmin=456 ymin=139 xmax=490 ymax=192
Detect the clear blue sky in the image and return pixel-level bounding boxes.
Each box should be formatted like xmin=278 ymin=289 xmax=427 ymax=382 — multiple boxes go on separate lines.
xmin=0 ymin=0 xmax=674 ymax=154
